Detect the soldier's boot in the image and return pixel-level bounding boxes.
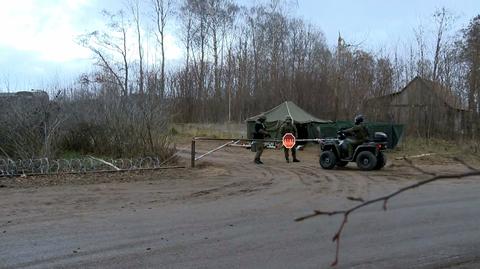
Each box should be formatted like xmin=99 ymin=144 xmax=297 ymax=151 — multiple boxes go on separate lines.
xmin=292 ymin=150 xmax=300 ymax=162
xmin=286 ymin=157 xmax=290 ymax=163
xmin=254 ymin=158 xmax=263 ymax=165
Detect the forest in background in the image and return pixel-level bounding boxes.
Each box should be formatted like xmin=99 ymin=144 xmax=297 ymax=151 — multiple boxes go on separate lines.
xmin=1 ymin=0 xmax=479 ymax=159
xmin=72 ymin=0 xmax=479 ymax=122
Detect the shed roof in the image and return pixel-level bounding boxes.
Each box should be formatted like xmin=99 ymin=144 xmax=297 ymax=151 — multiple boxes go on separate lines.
xmin=369 ymin=76 xmax=468 ymax=111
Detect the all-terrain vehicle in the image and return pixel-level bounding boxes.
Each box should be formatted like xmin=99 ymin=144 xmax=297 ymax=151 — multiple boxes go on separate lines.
xmin=319 ymin=130 xmax=388 ymax=170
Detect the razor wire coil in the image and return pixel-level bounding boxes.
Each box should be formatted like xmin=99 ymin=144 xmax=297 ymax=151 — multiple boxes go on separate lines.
xmin=0 ymin=156 xmax=172 ymax=177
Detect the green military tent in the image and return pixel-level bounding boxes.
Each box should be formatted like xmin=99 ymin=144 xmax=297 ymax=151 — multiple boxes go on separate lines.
xmin=246 ymin=101 xmax=404 ymax=149
xmin=246 ymin=101 xmax=332 ymax=140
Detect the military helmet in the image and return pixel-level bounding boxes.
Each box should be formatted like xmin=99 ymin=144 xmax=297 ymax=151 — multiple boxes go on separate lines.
xmin=285 ymin=115 xmax=292 ymax=121
xmin=354 ymin=114 xmax=364 ymax=124
xmin=258 ymin=114 xmax=267 ymax=121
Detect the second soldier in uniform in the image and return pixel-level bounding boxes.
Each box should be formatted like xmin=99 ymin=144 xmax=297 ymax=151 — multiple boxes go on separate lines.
xmin=278 ymin=115 xmax=300 ymax=163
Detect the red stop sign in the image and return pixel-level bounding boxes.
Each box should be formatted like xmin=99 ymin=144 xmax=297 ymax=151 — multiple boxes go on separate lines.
xmin=282 ymin=133 xmax=296 ymax=149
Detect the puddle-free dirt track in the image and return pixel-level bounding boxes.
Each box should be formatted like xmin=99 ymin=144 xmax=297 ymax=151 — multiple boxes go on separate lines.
xmin=2 ymin=142 xmax=480 ymax=269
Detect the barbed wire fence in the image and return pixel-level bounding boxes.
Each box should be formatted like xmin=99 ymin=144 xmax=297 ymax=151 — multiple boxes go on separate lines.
xmin=0 ymin=154 xmax=181 ymax=177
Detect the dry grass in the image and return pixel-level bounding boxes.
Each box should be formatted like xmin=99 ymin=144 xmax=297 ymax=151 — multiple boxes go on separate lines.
xmin=170 ymin=123 xmax=246 ymax=143
xmin=390 ymin=137 xmax=480 ymax=165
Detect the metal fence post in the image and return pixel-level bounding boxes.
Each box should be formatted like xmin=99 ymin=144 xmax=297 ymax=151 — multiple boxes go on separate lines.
xmin=191 ymin=139 xmax=196 ymax=168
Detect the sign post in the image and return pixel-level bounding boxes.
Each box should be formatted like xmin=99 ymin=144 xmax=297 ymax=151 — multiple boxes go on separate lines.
xmin=282 ymin=133 xmax=296 ymax=149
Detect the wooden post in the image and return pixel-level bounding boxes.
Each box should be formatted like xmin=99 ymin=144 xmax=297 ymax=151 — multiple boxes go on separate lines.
xmin=191 ymin=139 xmax=196 ymax=168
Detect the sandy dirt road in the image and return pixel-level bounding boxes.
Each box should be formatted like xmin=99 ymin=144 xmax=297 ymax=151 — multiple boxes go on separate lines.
xmin=1 ymin=143 xmax=480 ymax=268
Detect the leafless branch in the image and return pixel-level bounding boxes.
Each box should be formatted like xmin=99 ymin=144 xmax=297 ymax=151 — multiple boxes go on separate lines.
xmin=346 ymin=196 xmax=364 ymax=203
xmin=452 ymin=157 xmax=477 ymax=171
xmin=295 ymin=159 xmax=480 ymax=267
xmin=399 ymin=156 xmax=437 ymax=176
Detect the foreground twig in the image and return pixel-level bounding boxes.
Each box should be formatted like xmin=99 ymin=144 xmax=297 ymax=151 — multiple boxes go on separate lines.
xmin=295 ymin=159 xmax=480 ymax=267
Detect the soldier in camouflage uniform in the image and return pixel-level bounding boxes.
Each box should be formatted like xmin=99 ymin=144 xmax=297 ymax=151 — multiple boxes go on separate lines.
xmin=253 ymin=114 xmax=270 ymax=164
xmin=279 ymin=115 xmax=300 ymax=163
xmin=342 ymin=115 xmax=369 ymax=158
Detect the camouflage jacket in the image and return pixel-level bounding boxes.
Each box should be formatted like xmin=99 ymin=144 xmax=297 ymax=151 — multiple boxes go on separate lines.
xmin=344 ymin=124 xmax=369 ymax=141
xmin=253 ymin=120 xmax=269 ymax=139
xmin=279 ymin=122 xmax=298 ymax=137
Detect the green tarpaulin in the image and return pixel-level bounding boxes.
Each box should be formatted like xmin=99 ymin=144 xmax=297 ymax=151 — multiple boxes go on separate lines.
xmin=246 ymin=101 xmax=404 ymax=149
xmin=246 ymin=101 xmax=332 ymax=140
xmin=246 ymin=101 xmax=332 ymax=124
xmin=315 ymin=121 xmax=404 ymax=149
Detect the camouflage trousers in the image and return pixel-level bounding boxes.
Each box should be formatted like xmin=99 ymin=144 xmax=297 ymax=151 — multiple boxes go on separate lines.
xmin=344 ymin=138 xmax=362 ymax=158
xmin=283 ymin=146 xmax=297 ymax=160
xmin=254 ymin=140 xmax=264 ymax=161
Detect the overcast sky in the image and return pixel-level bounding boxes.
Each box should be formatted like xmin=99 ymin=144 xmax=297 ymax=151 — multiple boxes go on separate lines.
xmin=0 ymin=0 xmax=478 ymax=90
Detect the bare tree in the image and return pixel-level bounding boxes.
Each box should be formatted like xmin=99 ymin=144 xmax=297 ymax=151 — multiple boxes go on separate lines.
xmin=177 ymin=1 xmax=196 ymax=122
xmin=152 ymin=0 xmax=173 ymax=98
xmin=78 ymin=10 xmax=130 ymax=96
xmin=131 ymin=0 xmax=145 ymax=94
xmin=460 ymin=15 xmax=480 ymax=138
xmin=413 ymin=24 xmax=431 ymax=79
xmin=432 ymin=7 xmax=454 ymax=82
xmin=207 ymin=0 xmax=239 ymax=121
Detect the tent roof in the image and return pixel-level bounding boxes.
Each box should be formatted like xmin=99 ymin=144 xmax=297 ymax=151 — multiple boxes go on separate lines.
xmin=246 ymin=101 xmax=332 ymax=124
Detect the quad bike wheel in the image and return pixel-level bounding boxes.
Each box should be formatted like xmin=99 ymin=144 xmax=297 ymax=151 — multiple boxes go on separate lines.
xmin=356 ymin=151 xmax=377 ymax=171
xmin=320 ymin=151 xmax=337 ymax=169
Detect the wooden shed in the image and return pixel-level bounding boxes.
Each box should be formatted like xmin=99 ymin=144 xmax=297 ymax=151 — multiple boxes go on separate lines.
xmin=364 ymin=76 xmax=469 ymax=137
